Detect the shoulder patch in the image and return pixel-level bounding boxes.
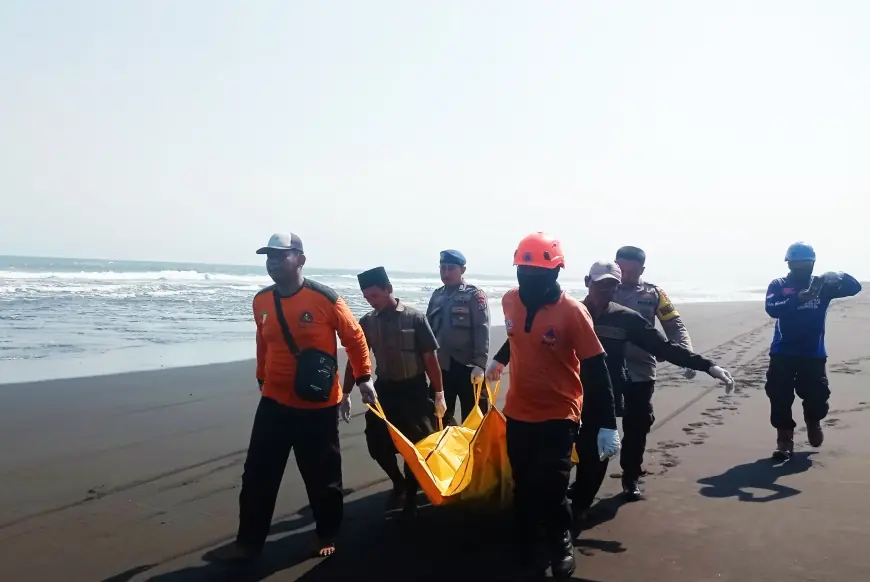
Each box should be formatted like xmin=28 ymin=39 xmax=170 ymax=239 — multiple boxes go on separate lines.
xmin=657 ymin=287 xmax=672 ymax=302
xmin=475 ymin=288 xmax=487 ymax=310
xmin=655 ymin=287 xmax=680 ymax=320
xmin=303 ymin=278 xmax=339 ymax=304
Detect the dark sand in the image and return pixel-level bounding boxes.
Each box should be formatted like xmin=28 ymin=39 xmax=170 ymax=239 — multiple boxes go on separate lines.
xmin=2 ymin=297 xmax=870 ymax=581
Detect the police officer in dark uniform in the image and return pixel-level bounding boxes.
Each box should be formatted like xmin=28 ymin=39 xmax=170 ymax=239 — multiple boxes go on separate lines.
xmin=426 ymin=249 xmax=491 ymax=422
xmin=342 ymin=266 xmax=450 ymax=518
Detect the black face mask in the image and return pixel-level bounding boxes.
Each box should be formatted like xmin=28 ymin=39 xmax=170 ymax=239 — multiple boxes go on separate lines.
xmin=789 ymin=266 xmax=814 ymax=282
xmin=517 ymin=269 xmax=561 ymax=307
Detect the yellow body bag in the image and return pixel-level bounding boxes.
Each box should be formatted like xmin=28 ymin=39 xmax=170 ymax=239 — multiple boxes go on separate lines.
xmin=366 ymin=381 xmax=513 ymax=507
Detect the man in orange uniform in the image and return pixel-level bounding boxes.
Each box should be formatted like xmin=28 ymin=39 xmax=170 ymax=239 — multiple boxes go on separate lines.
xmin=500 ymin=232 xmax=619 ymax=579
xmin=218 ymin=233 xmax=375 ymax=561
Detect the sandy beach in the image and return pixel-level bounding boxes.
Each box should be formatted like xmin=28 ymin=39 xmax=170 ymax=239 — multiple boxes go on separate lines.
xmin=2 ymin=296 xmax=869 ymax=581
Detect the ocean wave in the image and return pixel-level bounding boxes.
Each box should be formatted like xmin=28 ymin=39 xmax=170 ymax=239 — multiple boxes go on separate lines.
xmin=0 ymin=269 xmax=273 ymax=284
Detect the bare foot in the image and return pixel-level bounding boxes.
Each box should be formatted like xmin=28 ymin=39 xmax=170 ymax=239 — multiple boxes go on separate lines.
xmin=314 ymin=538 xmax=336 ymax=558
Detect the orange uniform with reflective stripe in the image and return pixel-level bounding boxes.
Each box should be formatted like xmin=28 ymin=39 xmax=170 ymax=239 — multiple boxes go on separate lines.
xmin=254 ymin=280 xmax=372 ymax=409
xmin=501 ymin=289 xmax=605 ymax=423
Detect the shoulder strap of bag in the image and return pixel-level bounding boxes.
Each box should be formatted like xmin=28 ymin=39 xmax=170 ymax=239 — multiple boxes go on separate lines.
xmin=272 ymin=289 xmax=301 ymax=356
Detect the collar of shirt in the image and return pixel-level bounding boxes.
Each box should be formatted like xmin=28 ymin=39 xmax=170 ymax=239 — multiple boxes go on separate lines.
xmin=583 ymin=297 xmax=617 ymax=321
xmin=374 ymin=299 xmax=405 ymax=317
xmin=619 ymin=277 xmax=644 ymax=291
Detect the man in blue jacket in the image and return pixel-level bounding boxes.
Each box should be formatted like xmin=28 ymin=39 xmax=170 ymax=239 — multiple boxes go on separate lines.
xmin=764 ymin=242 xmax=862 ymax=460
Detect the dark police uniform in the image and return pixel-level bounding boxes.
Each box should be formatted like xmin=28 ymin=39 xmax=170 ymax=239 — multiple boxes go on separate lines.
xmin=426 ymin=250 xmax=491 ymax=421
xmin=571 ymin=300 xmax=715 ymax=509
xmin=360 ymin=300 xmax=447 ymax=500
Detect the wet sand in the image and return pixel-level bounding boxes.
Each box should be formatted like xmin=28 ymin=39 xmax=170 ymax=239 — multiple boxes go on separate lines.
xmin=2 ymin=296 xmax=869 ymax=581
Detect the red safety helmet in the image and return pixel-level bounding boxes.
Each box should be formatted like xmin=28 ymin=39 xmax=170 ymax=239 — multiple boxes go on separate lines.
xmin=513 ymin=232 xmax=566 ymax=269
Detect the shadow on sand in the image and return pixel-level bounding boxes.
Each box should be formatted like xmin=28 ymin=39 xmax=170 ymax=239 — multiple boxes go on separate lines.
xmin=103 ymin=491 xmax=607 ymax=582
xmin=697 ymin=452 xmax=816 ymax=502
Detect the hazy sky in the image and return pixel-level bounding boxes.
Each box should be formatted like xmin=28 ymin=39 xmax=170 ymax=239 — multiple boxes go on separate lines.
xmin=2 ymin=1 xmax=867 ymax=283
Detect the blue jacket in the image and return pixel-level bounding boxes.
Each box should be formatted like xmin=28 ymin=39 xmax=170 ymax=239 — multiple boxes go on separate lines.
xmin=765 ymin=273 xmax=862 ymax=357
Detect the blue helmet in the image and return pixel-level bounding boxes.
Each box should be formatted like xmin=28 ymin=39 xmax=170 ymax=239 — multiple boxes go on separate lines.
xmin=784 ymin=241 xmax=816 ymax=262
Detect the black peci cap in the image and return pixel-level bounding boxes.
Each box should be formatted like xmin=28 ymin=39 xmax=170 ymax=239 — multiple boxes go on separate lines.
xmin=357 ymin=266 xmax=391 ymax=290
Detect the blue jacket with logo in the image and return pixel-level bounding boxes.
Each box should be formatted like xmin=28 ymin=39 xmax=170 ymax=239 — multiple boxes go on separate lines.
xmin=765 ymin=273 xmax=862 ymax=357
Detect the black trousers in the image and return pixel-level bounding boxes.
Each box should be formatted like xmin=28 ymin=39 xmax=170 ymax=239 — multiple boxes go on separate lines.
xmin=237 ymin=397 xmax=343 ymax=551
xmin=765 ymin=354 xmax=830 ymax=430
xmin=365 ymin=374 xmax=445 ymax=498
xmin=442 ymin=358 xmax=488 ymax=422
xmin=569 ymin=424 xmax=610 ymax=512
xmin=620 ymin=381 xmax=656 ymax=481
xmin=506 ymin=417 xmax=578 ymax=540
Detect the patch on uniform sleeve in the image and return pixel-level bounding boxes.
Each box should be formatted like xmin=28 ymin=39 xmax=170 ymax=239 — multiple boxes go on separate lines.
xmin=656 ymin=288 xmax=680 ymax=321
xmin=476 ymin=289 xmax=487 ymax=311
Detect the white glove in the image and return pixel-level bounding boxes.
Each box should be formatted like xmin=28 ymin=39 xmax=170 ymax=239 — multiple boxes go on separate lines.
xmin=434 ymin=390 xmax=447 ymax=418
xmin=683 ymin=368 xmax=697 ymax=380
xmin=486 ymin=361 xmax=505 ymax=382
xmin=339 ymin=393 xmax=352 ymax=423
xmin=708 ymin=365 xmax=735 ymax=394
xmin=357 ymin=379 xmax=377 ymax=405
xmin=597 ymin=428 xmax=621 ymax=461
xmin=822 ymin=271 xmax=843 ymax=284
xmin=470 ymin=366 xmax=485 ymax=383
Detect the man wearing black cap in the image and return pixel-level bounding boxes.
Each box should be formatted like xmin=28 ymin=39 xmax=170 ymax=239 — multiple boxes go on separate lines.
xmin=613 ymin=246 xmax=695 ymax=501
xmin=426 ymin=249 xmax=491 ymax=422
xmin=343 ymin=266 xmax=450 ymax=518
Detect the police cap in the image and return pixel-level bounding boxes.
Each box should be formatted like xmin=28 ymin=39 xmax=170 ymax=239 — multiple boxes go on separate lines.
xmin=439 ymin=249 xmax=466 ymax=267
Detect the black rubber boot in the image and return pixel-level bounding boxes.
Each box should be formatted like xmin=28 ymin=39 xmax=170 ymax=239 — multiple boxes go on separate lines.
xmin=807 ymin=423 xmax=824 ymax=448
xmin=549 ymin=530 xmax=576 ymax=579
xmin=772 ymin=428 xmax=794 ymax=460
xmin=621 ymin=476 xmax=642 ymax=501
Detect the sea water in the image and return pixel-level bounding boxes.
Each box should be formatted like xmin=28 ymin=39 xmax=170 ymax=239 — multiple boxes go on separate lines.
xmin=0 ymin=256 xmax=765 ymax=384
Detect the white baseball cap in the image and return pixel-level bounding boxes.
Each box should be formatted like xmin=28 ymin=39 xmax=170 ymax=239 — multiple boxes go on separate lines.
xmin=588 ymin=260 xmax=622 ymax=282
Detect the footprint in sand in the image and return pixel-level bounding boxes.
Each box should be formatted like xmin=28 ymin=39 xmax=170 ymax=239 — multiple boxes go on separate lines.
xmin=659 ymin=457 xmax=681 ymax=469
xmin=822 ymin=418 xmax=850 ymax=429
xmin=656 ymin=440 xmax=689 ymax=450
xmin=691 ymin=439 xmax=706 ymax=445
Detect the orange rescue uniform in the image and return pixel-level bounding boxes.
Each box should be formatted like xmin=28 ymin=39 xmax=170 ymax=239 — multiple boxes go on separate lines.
xmin=501 ymin=289 xmax=605 ymax=423
xmin=253 ymin=280 xmax=372 ymax=408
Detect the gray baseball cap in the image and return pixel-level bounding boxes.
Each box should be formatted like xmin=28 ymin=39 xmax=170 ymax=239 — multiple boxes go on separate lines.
xmin=256 ymin=232 xmax=304 ymax=255
xmin=588 ymin=260 xmax=622 ymax=282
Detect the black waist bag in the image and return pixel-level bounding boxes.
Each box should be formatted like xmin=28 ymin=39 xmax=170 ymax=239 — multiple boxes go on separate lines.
xmin=273 ymin=291 xmax=337 ymax=403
